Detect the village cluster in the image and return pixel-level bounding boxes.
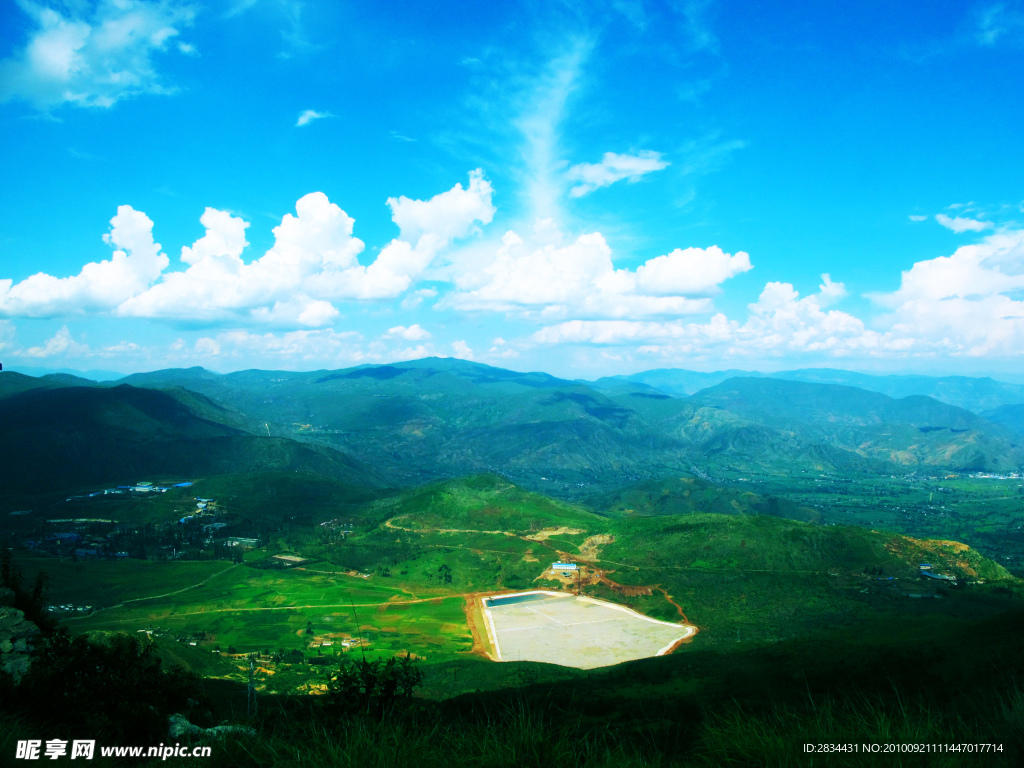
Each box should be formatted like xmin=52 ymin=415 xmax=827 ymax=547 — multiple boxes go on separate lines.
xmin=15 ymin=481 xmax=262 ymax=566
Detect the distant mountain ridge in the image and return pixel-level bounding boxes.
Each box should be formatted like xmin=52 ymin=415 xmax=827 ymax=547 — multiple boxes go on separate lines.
xmin=4 ymin=360 xmax=1022 ymax=500
xmin=592 ymin=366 xmax=1024 ymax=412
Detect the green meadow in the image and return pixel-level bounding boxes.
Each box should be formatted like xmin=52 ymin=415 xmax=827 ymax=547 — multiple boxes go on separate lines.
xmin=28 ymin=558 xmax=474 ymax=665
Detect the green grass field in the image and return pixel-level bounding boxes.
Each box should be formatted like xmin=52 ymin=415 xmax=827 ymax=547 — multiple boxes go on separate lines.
xmin=12 ymin=553 xmax=232 ymax=606
xmin=13 ymin=472 xmax=1024 ymax=702
xmin=15 ymin=558 xmax=473 ymax=675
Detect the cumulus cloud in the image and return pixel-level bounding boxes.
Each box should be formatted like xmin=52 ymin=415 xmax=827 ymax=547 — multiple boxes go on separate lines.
xmin=388 ymin=169 xmax=495 ymax=242
xmin=451 ymin=340 xmax=474 ymax=359
xmin=445 ymin=230 xmax=746 ymax=320
xmin=566 ymin=151 xmax=670 ymax=197
xmin=935 ymin=213 xmax=993 ymax=233
xmin=2 ymin=170 xmax=494 ymax=328
xmin=0 ymin=205 xmax=168 ymax=317
xmin=633 ymin=246 xmax=751 ymax=295
xmin=383 ymin=324 xmax=431 ymax=341
xmin=870 ymin=228 xmax=1024 ymax=356
xmin=532 ymin=227 xmax=1024 ymax=362
xmin=117 ymin=194 xmax=364 ymax=325
xmin=0 ymin=0 xmax=197 ymax=110
xmin=528 ymin=274 xmax=888 ymax=360
xmin=22 ymin=326 xmax=90 ymax=358
xmin=532 ymin=274 xmax=879 ymax=356
xmin=187 ymin=328 xmax=366 ymax=363
xmin=296 ymin=109 xmax=332 ymax=127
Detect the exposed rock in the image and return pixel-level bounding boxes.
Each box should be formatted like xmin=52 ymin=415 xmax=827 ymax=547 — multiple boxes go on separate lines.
xmin=0 ymin=606 xmax=41 ymax=683
xmin=167 ymin=714 xmax=256 ymax=740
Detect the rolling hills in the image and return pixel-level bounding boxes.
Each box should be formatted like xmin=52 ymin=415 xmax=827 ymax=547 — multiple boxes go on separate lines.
xmin=98 ymin=360 xmax=1024 ymax=492
xmin=597 ymin=366 xmax=1024 ymax=412
xmin=0 ymin=384 xmax=382 ymax=497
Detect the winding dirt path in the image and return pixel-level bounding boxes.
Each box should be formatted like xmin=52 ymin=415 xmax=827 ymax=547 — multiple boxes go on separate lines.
xmin=63 ymin=563 xmax=240 ymax=621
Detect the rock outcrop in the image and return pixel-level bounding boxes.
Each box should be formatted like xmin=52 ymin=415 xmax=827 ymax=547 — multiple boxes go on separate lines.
xmin=0 ymin=587 xmax=41 ymax=683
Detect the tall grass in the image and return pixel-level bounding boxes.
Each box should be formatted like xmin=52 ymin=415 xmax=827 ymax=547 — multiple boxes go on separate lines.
xmin=8 ymin=687 xmax=1020 ymax=767
xmin=175 ymin=687 xmax=1023 ymax=768
xmin=694 ymin=690 xmax=1018 ymax=767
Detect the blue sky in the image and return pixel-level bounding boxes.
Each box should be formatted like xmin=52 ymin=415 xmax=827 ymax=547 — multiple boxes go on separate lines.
xmin=2 ymin=0 xmax=1024 ymax=379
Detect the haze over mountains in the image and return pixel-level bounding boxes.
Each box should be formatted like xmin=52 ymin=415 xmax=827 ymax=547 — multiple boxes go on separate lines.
xmin=2 ymin=359 xmax=1022 ymax=502
xmin=594 ymin=367 xmax=1024 ymax=412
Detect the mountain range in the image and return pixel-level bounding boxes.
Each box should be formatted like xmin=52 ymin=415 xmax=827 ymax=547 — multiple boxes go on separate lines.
xmin=2 ymin=359 xmax=1022 ymax=505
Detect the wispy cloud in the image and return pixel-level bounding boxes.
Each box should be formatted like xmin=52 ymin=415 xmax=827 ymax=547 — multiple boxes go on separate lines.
xmin=296 ymin=109 xmax=332 ymax=127
xmin=976 ymin=2 xmax=1024 ymax=46
xmin=0 ymin=0 xmax=197 ymax=110
xmin=566 ymin=151 xmax=670 ymax=197
xmin=935 ymin=213 xmax=993 ymax=233
xmin=513 ymin=38 xmax=593 ymax=224
xmin=676 ymin=0 xmax=720 ymax=54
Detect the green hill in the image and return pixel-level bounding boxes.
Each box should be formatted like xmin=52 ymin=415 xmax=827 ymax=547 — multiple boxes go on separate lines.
xmin=587 ymin=474 xmax=819 ymax=522
xmin=0 ymin=370 xmax=98 ymax=398
xmin=368 ymin=473 xmax=601 ymax=532
xmin=0 ymin=385 xmax=382 ymax=496
xmin=686 ymin=377 xmax=1023 ymax=471
xmin=114 ymin=362 xmax=696 ymax=494
xmin=981 ymin=403 xmax=1024 ymax=437
xmin=99 ymin=362 xmax=1024 ymax=492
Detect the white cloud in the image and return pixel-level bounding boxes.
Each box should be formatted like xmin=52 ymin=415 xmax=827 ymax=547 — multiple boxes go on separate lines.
xmin=532 ymin=275 xmax=888 ymax=357
xmin=400 ymin=288 xmax=438 ymax=310
xmin=193 ymin=336 xmax=220 ymax=356
xmin=451 ymin=340 xmax=474 ymax=359
xmin=935 ymin=213 xmax=993 ymax=233
xmin=0 ymin=170 xmax=492 ymax=327
xmin=486 ymin=336 xmax=518 ymax=358
xmin=976 ymin=3 xmax=1024 ymax=46
xmin=389 ymin=169 xmax=495 ymax=243
xmin=0 ymin=205 xmax=169 ymax=317
xmin=117 ymin=194 xmax=365 ymax=325
xmin=0 ymin=171 xmax=492 ymax=327
xmin=0 ymin=320 xmax=16 ymax=351
xmin=445 ymin=230 xmax=744 ymax=320
xmin=22 ymin=326 xmax=90 ymax=358
xmin=908 ymin=215 xmax=927 ymax=222
xmin=0 ymin=0 xmax=197 ymax=110
xmin=296 ymin=109 xmax=332 ymax=127
xmin=531 ymin=229 xmax=1024 ymax=362
xmin=383 ymin=324 xmax=431 ymax=341
xmin=870 ymin=228 xmax=1024 ymax=356
xmin=187 ymin=328 xmax=367 ymax=364
xmin=633 ymin=246 xmax=751 ymax=295
xmin=514 ymin=40 xmax=592 ymax=223
xmin=390 ymin=344 xmax=432 ymax=362
xmin=566 ymin=151 xmax=670 ymax=197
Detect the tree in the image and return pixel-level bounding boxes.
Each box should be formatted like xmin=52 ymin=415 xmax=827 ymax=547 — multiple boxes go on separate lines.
xmin=438 ymin=563 xmax=453 ymax=584
xmin=13 ymin=629 xmax=206 ymax=742
xmin=327 ymin=654 xmax=423 ymax=720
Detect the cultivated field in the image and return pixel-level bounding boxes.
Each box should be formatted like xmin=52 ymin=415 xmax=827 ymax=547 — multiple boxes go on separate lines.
xmin=483 ymin=591 xmax=694 ymax=669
